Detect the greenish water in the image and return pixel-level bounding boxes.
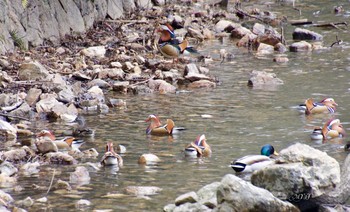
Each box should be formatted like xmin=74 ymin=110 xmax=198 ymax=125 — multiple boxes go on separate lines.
xmin=9 ymin=0 xmax=350 ymax=211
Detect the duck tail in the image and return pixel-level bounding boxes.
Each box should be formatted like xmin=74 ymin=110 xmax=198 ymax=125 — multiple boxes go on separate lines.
xmin=305 ymin=98 xmax=314 ymax=115
xmin=230 ymin=162 xmax=246 ymax=172
xmin=166 ymin=119 xmax=175 ymax=134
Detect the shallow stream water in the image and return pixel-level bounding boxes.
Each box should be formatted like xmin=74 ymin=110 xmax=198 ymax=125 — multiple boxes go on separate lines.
xmin=7 ymin=0 xmax=350 ymax=211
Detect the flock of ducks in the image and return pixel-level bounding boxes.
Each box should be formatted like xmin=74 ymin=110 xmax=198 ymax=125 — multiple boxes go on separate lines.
xmin=301 ymin=98 xmax=346 ymax=140
xmin=229 ymin=97 xmax=345 ymax=173
xmin=34 ymin=22 xmax=346 ymax=176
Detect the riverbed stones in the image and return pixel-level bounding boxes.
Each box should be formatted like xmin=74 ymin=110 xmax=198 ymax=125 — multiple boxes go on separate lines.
xmin=44 ymin=152 xmax=77 ymax=165
xmin=293 ymin=28 xmax=323 ymax=41
xmin=35 ymin=138 xmax=58 ymax=154
xmin=124 ymin=186 xmax=162 ymax=196
xmin=1 ymin=146 xmax=35 ymax=163
xmin=70 ymin=166 xmax=90 ymax=185
xmin=75 ymin=199 xmax=91 ymax=210
xmin=290 ymin=41 xmax=313 ymax=52
xmin=0 ymin=161 xmax=18 ymax=176
xmin=187 ymin=80 xmax=216 ymax=89
xmin=18 ymin=61 xmax=50 ymax=81
xmin=80 ymin=46 xmax=106 ymax=58
xmin=251 ymin=143 xmax=340 ymax=200
xmin=230 ymin=26 xmax=252 ymax=39
xmin=215 ymin=20 xmax=238 ymax=33
xmin=138 ymin=153 xmax=160 ymax=165
xmin=19 ymin=162 xmax=40 ymax=176
xmin=247 ymin=70 xmax=284 ymax=87
xmin=148 ymin=79 xmax=176 ymax=94
xmin=0 ymin=119 xmax=17 ymax=138
xmin=25 ymin=88 xmax=42 ymax=106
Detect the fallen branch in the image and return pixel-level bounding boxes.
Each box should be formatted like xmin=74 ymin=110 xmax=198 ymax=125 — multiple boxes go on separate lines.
xmin=1 ymin=100 xmax=23 ymax=112
xmin=0 ymin=112 xmax=30 ymax=121
xmin=330 ymin=35 xmax=343 ymax=47
xmin=234 ymin=3 xmax=264 ymax=22
xmin=313 ymin=22 xmax=348 ymax=29
xmin=104 ymin=20 xmax=148 ymax=24
xmin=46 ymin=169 xmax=56 ymax=195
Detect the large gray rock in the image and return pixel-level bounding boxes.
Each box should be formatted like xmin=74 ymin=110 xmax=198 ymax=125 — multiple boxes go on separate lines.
xmin=251 ymin=143 xmax=340 ymax=200
xmin=216 ymin=174 xmax=299 ymax=212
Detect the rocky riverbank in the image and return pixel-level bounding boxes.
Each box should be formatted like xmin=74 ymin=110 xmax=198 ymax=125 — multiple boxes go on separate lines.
xmin=164 ymin=143 xmax=350 ymax=212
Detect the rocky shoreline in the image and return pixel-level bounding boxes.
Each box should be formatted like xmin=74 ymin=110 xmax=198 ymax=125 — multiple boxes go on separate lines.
xmin=164 ymin=143 xmax=350 ymax=212
xmin=0 ymin=0 xmax=347 ymax=211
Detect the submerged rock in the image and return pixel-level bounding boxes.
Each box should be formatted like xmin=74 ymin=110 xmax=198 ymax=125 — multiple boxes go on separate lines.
xmin=138 ymin=153 xmax=160 ymax=165
xmin=70 ymin=166 xmax=90 ymax=185
xmin=1 ymin=146 xmax=35 ymax=163
xmin=124 ymin=186 xmax=162 ymax=196
xmin=44 ymin=152 xmax=77 ymax=165
xmin=289 ymin=41 xmax=312 ymax=52
xmin=247 ymin=70 xmax=284 ymax=87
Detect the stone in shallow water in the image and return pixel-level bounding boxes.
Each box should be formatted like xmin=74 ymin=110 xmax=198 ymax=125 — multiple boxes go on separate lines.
xmin=175 ymin=191 xmax=198 ymax=206
xmin=70 ymin=166 xmax=90 ymax=185
xmin=138 ymin=153 xmax=160 ymax=165
xmin=292 ymin=28 xmax=323 ymax=41
xmin=289 ymin=41 xmax=312 ymax=52
xmin=124 ymin=186 xmax=162 ymax=196
xmin=75 ymin=199 xmax=91 ymax=209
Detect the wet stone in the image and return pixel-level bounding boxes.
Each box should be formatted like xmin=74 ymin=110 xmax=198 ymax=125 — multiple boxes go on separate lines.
xmin=175 ymin=191 xmax=198 ymax=206
xmin=292 ymin=28 xmax=323 ymax=41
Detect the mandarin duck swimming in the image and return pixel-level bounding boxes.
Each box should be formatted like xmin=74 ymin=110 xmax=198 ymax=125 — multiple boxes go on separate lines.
xmin=321 ymin=119 xmax=346 ymax=140
xmin=184 ymin=134 xmax=211 ymax=157
xmin=156 ymin=23 xmax=198 ymax=60
xmin=145 ymin=114 xmax=185 ymax=136
xmin=100 ymin=142 xmax=123 ymax=166
xmin=230 ymin=144 xmax=278 ymax=173
xmin=301 ymin=98 xmax=337 ymax=115
xmin=36 ymin=130 xmax=84 ymax=150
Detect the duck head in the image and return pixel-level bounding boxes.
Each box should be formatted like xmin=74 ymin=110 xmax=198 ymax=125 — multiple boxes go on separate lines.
xmin=106 ymin=141 xmax=116 ymax=153
xmin=320 ymin=98 xmax=338 ymax=107
xmin=185 ymin=134 xmax=211 ymax=157
xmin=260 ymin=144 xmax=278 ymax=156
xmin=322 ymin=119 xmax=346 ymax=139
xmin=157 ymin=23 xmax=175 ymax=43
xmin=145 ymin=114 xmax=162 ymax=134
xmin=36 ymin=130 xmax=56 ymax=141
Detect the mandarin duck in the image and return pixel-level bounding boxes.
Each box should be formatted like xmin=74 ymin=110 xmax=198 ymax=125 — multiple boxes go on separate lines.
xmin=301 ymin=98 xmax=337 ymax=115
xmin=184 ymin=134 xmax=211 ymax=157
xmin=230 ymin=144 xmax=278 ymax=173
xmin=100 ymin=142 xmax=123 ymax=166
xmin=156 ymin=23 xmax=198 ymax=60
xmin=321 ymin=119 xmax=346 ymax=140
xmin=36 ymin=130 xmax=84 ymax=151
xmin=145 ymin=114 xmax=185 ymax=136
xmin=310 ymin=127 xmax=323 ymax=140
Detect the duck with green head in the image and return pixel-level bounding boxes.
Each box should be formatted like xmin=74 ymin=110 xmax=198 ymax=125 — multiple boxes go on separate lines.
xmin=230 ymin=144 xmax=278 ymax=173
